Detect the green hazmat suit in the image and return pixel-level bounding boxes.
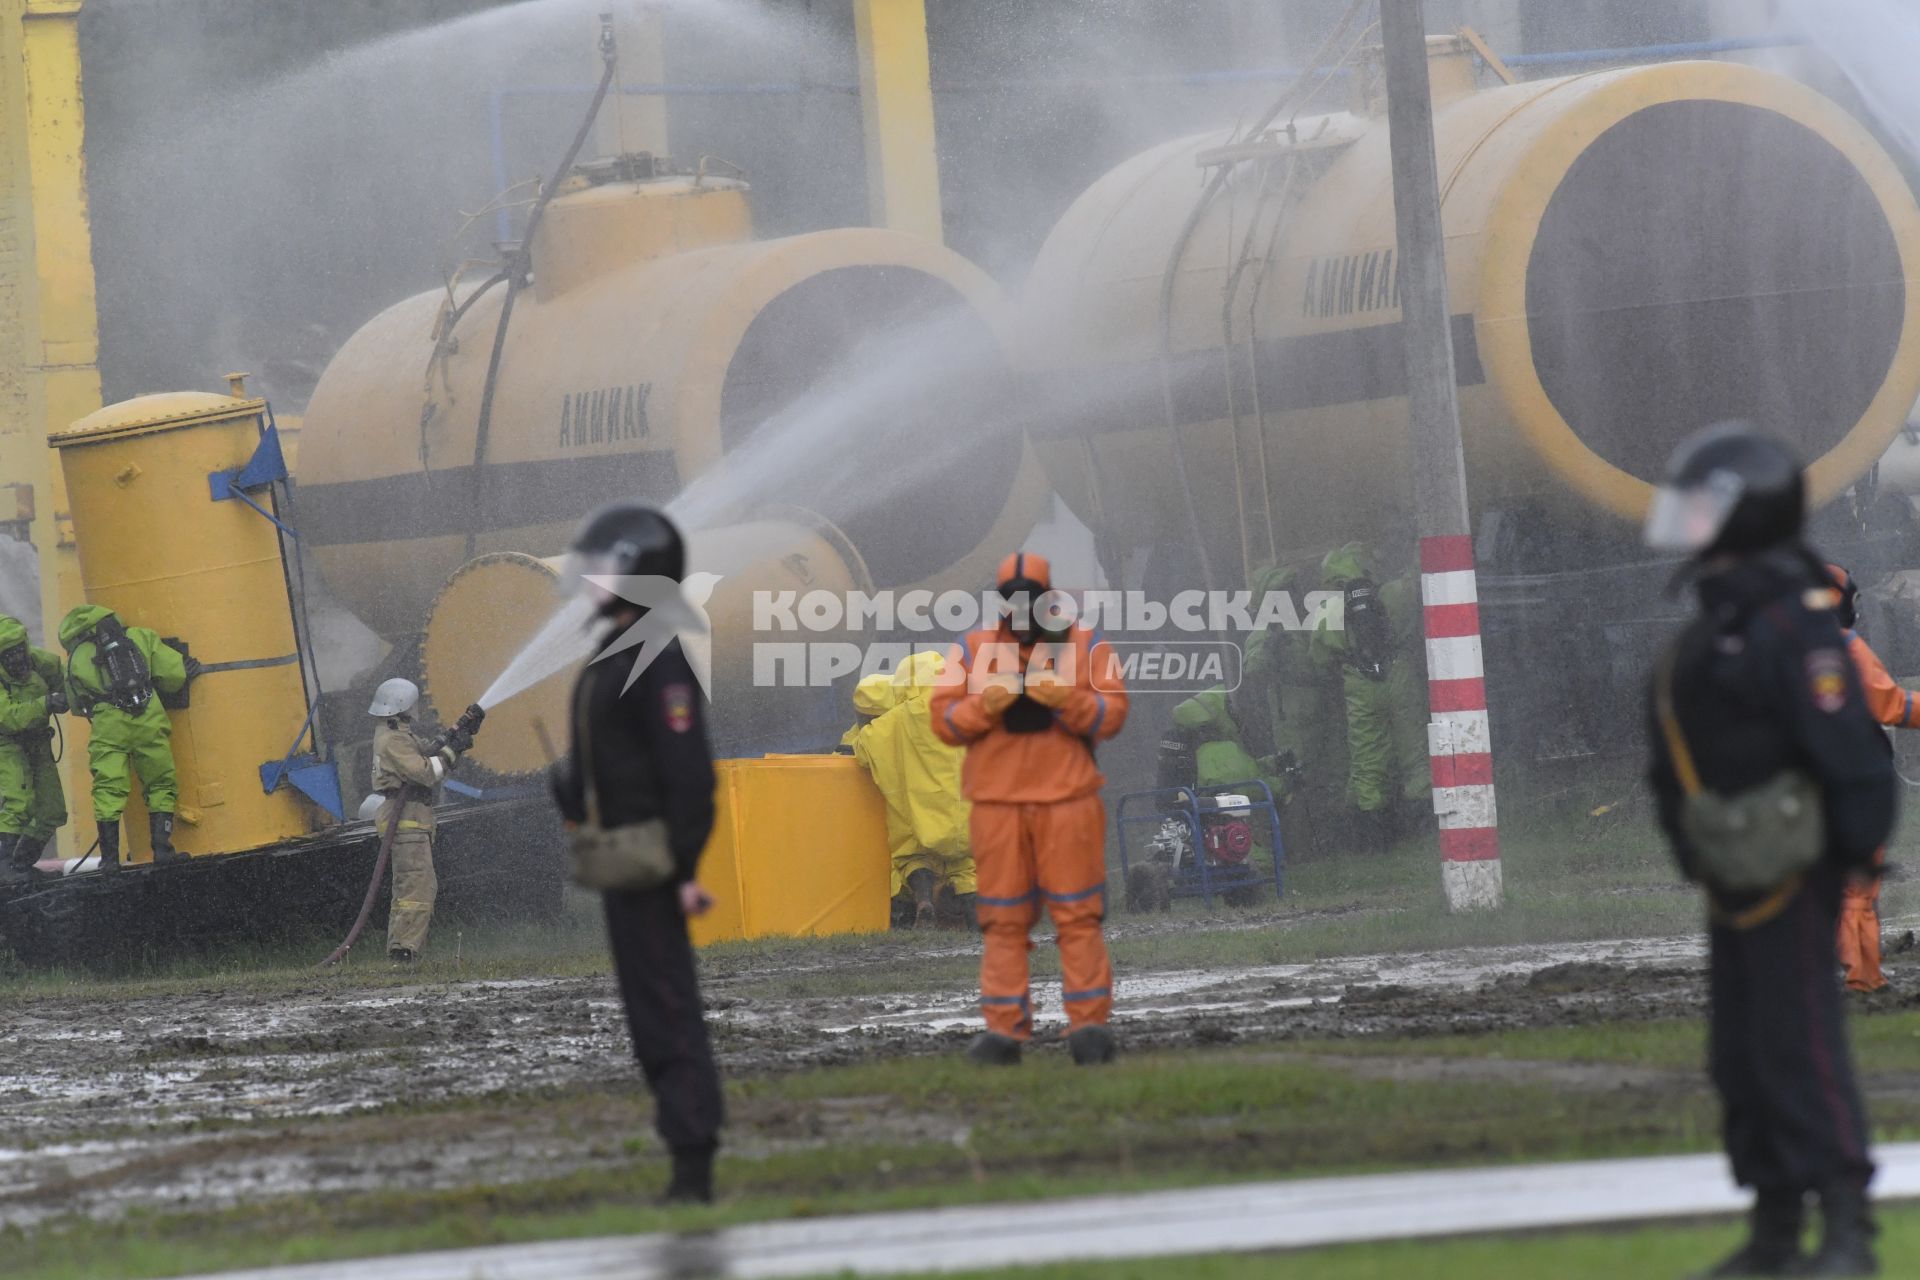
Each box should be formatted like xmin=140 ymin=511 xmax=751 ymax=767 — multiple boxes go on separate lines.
xmin=58 ymin=605 xmax=186 ymax=823
xmin=0 ymin=617 xmax=67 ymax=841
xmin=842 ymin=650 xmax=974 ymax=899
xmin=1309 ymin=544 xmax=1430 ymax=814
xmin=1242 ymin=562 xmax=1343 ymax=802
xmin=1168 ymin=685 xmax=1287 ymax=802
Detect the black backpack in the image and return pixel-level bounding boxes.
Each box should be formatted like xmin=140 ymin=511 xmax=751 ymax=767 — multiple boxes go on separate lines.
xmin=1343 ymin=578 xmax=1392 ymax=681
xmin=94 ymin=616 xmax=153 ymax=713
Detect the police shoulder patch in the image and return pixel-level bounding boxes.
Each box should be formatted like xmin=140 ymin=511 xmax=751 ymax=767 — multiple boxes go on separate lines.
xmin=1806 ymin=649 xmax=1849 ymax=714
xmin=662 ymin=683 xmax=695 ymax=734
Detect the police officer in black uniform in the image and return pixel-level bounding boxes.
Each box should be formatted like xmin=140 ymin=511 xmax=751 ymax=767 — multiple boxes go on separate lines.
xmin=551 ymin=501 xmax=724 ymax=1205
xmin=1646 ymin=425 xmax=1895 ymax=1277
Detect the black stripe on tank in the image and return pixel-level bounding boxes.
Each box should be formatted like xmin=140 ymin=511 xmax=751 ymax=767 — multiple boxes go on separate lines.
xmin=295 ymin=451 xmax=681 ymax=548
xmin=1025 ymin=315 xmax=1485 ymax=439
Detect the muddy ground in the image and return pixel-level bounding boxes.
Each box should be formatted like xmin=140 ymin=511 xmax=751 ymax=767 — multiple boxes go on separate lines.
xmin=2 ymin=915 xmax=1914 ymax=1230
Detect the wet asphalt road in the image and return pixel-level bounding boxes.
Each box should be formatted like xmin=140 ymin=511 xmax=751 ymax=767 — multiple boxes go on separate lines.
xmin=185 ymin=1144 xmax=1920 ymax=1278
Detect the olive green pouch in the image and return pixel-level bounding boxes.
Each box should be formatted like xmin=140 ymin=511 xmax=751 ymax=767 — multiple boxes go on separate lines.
xmin=568 ymin=679 xmax=677 ymax=892
xmin=1656 ymin=647 xmax=1822 ymax=898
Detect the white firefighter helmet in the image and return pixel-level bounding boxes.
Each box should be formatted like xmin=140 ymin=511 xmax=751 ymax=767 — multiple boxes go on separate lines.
xmin=356 ymin=793 xmax=386 ymax=821
xmin=368 ymin=677 xmax=420 ymax=717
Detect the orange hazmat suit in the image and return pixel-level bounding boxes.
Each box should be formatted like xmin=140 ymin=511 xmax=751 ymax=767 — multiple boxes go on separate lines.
xmin=1829 ymin=564 xmax=1912 ymax=993
xmin=1839 ymin=628 xmax=1909 ymax=993
xmin=930 ymin=553 xmax=1129 ymax=1039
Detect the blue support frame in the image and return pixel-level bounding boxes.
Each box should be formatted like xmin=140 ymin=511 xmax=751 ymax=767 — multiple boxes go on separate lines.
xmin=259 ymin=697 xmax=344 ymax=822
xmin=204 ymin=414 xmax=342 ymax=822
xmin=208 ymin=424 xmax=297 ymax=539
xmin=1116 ymin=781 xmax=1285 ymax=909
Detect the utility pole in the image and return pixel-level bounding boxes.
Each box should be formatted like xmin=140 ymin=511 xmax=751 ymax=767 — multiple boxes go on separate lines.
xmin=1378 ymin=0 xmax=1502 ymax=911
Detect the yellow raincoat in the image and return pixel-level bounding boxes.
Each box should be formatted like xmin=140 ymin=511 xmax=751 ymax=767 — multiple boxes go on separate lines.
xmin=844 ymin=651 xmax=975 ymax=896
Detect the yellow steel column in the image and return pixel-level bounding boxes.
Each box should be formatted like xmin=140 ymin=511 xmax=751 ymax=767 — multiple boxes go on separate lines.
xmin=853 ymin=0 xmax=944 ymax=243
xmin=8 ymin=0 xmax=102 ymax=859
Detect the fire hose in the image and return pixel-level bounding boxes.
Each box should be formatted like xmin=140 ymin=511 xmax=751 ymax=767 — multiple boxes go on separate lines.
xmin=316 ymin=802 xmax=404 ymax=968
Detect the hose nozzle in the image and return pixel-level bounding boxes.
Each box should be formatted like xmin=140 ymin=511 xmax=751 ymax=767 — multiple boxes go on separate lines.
xmin=457 ymin=703 xmax=487 ymax=738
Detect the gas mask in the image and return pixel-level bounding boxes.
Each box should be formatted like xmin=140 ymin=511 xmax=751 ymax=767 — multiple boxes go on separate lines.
xmin=0 ymin=645 xmax=27 ymax=682
xmin=998 ymin=578 xmax=1073 ymax=647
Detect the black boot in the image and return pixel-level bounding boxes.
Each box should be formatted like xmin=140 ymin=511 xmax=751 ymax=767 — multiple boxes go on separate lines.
xmin=1068 ymin=1024 xmax=1119 ymax=1067
xmin=96 ymin=821 xmax=120 ymax=874
xmin=1695 ymin=1188 xmax=1804 ymax=1277
xmin=1800 ymin=1182 xmax=1877 ymax=1275
xmin=6 ymin=834 xmax=46 ymax=888
xmin=955 ymin=892 xmax=978 ymax=931
xmin=0 ymin=835 xmax=21 ymax=892
xmin=662 ymin=1143 xmax=715 ymax=1205
xmin=907 ymin=869 xmax=936 ymax=930
xmin=965 ymin=1031 xmax=1023 ymax=1066
xmin=149 ymin=812 xmax=187 ymax=866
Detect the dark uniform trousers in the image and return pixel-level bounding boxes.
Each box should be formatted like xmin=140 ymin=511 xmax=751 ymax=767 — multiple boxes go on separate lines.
xmin=603 ymin=885 xmax=724 ymax=1151
xmin=1710 ymin=863 xmax=1873 ymax=1192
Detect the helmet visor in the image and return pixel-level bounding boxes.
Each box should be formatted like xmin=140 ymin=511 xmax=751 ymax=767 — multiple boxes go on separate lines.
xmin=559 ymin=549 xmax=628 ymax=610
xmin=560 ymin=550 xmax=708 ymax=633
xmin=1643 ymin=469 xmax=1746 ymax=553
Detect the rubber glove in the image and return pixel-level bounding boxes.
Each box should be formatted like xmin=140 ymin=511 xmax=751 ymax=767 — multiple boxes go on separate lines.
xmin=981 ymin=680 xmax=1019 ymax=716
xmin=1025 ymin=675 xmax=1073 ymax=709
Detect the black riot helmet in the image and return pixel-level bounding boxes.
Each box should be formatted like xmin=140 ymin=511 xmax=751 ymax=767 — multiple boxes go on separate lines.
xmin=563 ymin=501 xmax=686 ymax=617
xmin=1643 ymin=422 xmax=1805 ymax=558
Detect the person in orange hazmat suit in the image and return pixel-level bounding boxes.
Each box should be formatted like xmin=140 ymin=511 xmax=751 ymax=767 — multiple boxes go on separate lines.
xmin=930 ymin=551 xmax=1128 ymax=1068
xmin=1828 ymin=564 xmax=1917 ymax=994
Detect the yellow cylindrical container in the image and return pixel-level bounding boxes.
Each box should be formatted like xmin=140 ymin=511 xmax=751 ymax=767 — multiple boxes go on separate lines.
xmin=50 ymin=391 xmax=320 ymax=861
xmin=1018 ymin=58 xmax=1920 ymax=576
xmin=297 ymin=169 xmax=1043 ymax=642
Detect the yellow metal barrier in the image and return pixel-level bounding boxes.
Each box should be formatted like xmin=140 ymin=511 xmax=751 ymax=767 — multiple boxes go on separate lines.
xmin=690 ymin=755 xmax=891 ymax=946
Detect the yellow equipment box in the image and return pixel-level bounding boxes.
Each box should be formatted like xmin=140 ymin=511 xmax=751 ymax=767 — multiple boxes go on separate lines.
xmin=691 ymin=755 xmax=891 ymax=946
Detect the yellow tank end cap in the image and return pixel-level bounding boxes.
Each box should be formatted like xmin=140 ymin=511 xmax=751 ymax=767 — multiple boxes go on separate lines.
xmin=52 ymin=391 xmax=268 ymax=448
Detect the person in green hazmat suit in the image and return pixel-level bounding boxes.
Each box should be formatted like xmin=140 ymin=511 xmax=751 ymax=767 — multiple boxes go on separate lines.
xmin=0 ymin=616 xmax=67 ymax=889
xmin=1241 ymin=562 xmax=1346 ymax=834
xmin=843 ymin=650 xmax=975 ymax=929
xmin=1162 ymin=686 xmax=1289 ymax=801
xmin=58 ymin=604 xmax=193 ymax=871
xmin=1309 ymin=543 xmax=1430 ymax=849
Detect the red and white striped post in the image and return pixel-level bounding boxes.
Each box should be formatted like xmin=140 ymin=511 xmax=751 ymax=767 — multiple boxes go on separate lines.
xmin=1420 ymin=535 xmax=1502 ymax=910
xmin=1382 ymin=0 xmax=1502 ymax=909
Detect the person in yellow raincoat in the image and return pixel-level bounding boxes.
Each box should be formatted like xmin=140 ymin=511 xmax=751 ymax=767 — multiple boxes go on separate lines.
xmin=844 ymin=650 xmax=975 ymax=929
